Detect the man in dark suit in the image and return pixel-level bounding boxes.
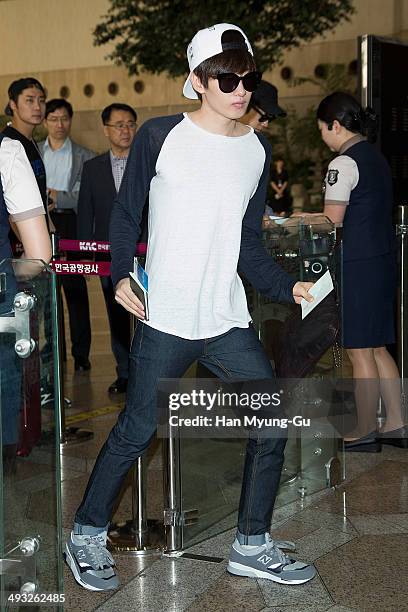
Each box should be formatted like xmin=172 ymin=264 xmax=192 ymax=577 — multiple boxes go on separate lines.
xmin=39 ymin=99 xmax=95 ymax=371
xmin=77 ymin=103 xmax=139 ymax=394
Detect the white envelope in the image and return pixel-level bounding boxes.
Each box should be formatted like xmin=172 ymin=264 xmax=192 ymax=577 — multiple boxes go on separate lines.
xmin=301 ymin=269 xmax=334 ymax=320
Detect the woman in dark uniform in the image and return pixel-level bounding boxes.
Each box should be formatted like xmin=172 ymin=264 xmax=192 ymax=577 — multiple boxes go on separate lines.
xmin=316 ymin=92 xmax=406 ymax=450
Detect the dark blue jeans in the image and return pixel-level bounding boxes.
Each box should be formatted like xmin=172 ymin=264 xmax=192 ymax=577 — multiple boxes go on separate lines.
xmin=75 ymin=323 xmax=287 ymax=541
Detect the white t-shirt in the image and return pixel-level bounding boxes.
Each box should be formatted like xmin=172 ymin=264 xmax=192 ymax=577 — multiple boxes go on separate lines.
xmin=323 ymin=155 xmax=359 ymax=205
xmin=144 ymin=114 xmax=265 ymax=339
xmin=0 ymin=137 xmax=45 ymax=221
xmin=110 ymin=113 xmax=296 ymax=341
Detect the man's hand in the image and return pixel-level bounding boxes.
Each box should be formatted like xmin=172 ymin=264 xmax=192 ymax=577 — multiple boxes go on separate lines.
xmin=115 ymin=277 xmax=145 ymax=319
xmin=293 ymin=281 xmax=314 ymax=305
xmin=47 ymin=188 xmax=57 ymax=211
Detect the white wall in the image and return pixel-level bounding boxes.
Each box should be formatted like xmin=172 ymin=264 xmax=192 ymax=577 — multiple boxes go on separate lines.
xmin=0 ymin=0 xmax=113 ymax=74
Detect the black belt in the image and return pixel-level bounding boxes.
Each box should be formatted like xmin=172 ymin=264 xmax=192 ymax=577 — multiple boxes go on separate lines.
xmin=52 ymin=209 xmax=75 ymax=215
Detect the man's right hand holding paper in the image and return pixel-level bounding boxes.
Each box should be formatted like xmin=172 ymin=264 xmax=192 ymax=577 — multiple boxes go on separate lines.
xmin=115 ymin=278 xmax=146 ymax=319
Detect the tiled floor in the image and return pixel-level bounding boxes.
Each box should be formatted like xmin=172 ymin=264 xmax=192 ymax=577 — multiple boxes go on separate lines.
xmin=5 ymin=277 xmax=408 ymax=611
xmin=60 ymin=445 xmax=408 ymax=612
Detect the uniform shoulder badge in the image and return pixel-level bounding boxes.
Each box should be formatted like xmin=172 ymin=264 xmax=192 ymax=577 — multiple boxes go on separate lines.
xmin=327 ymin=169 xmax=339 ymax=186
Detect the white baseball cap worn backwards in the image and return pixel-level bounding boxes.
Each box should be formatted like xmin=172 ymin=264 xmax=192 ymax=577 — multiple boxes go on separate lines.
xmin=183 ymin=23 xmax=253 ymax=100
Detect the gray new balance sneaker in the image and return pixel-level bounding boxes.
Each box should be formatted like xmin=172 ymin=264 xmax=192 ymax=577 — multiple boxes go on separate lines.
xmin=227 ymin=533 xmax=316 ymax=584
xmin=64 ymin=531 xmax=119 ymax=591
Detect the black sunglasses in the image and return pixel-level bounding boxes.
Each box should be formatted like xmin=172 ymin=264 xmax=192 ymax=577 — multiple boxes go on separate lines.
xmin=252 ymin=105 xmax=274 ymax=123
xmin=214 ymin=71 xmax=262 ymax=94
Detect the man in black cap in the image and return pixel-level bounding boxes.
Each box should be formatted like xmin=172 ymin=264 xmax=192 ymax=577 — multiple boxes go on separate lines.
xmin=242 ymin=79 xmax=286 ymax=131
xmin=241 ymin=80 xmax=291 ymax=216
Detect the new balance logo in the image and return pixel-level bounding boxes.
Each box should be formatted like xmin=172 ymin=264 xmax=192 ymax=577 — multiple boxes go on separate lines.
xmin=41 ymin=392 xmax=54 ymax=407
xmin=257 ymin=554 xmax=273 ymax=565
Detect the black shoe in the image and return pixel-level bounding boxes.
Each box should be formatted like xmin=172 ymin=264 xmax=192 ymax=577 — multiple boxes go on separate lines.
xmin=344 ymin=433 xmax=381 ymax=453
xmin=108 ymin=377 xmax=128 ymax=394
xmin=74 ymin=358 xmax=91 ymax=372
xmin=377 ymin=426 xmax=408 ymax=449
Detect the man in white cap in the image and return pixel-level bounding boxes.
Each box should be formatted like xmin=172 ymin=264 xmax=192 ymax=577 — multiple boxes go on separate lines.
xmin=65 ymin=23 xmax=316 ymax=592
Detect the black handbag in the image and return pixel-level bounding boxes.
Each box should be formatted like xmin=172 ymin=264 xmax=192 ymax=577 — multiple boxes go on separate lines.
xmin=274 ymin=292 xmax=340 ymax=379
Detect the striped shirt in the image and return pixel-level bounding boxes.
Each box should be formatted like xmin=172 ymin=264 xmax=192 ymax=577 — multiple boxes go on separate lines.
xmin=110 ymin=151 xmax=128 ymax=192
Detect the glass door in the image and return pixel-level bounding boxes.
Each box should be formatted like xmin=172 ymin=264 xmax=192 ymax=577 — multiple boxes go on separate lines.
xmin=258 ymin=218 xmax=344 ymax=502
xmin=166 ymin=219 xmax=344 ymax=549
xmin=0 ymin=258 xmax=63 ymax=609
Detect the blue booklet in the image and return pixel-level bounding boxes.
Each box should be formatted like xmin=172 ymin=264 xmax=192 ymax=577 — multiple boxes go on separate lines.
xmin=129 ymin=259 xmax=149 ymax=320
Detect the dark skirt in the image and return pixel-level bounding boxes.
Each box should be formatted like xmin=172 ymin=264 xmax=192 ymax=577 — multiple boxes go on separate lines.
xmin=271 ymin=194 xmax=291 ymax=214
xmin=341 ymin=252 xmax=396 ymax=349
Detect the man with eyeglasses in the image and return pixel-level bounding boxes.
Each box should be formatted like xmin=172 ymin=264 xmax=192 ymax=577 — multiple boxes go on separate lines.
xmin=77 ymin=103 xmax=139 ymax=395
xmin=39 ymin=99 xmax=95 ymax=372
xmin=66 ymin=24 xmax=315 ymax=592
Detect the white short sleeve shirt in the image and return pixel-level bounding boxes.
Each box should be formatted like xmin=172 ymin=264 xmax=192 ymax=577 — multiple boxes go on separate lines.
xmin=0 ymin=137 xmax=45 ymax=221
xmin=324 ymin=155 xmax=359 ymax=205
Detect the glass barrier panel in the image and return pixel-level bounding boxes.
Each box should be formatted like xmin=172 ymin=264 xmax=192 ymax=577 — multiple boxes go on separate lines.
xmin=0 ymin=259 xmax=63 ymax=609
xmin=175 ymin=219 xmax=344 ymax=549
xmin=257 ymin=218 xmax=344 ymax=500
xmin=179 ymin=437 xmax=246 ymax=546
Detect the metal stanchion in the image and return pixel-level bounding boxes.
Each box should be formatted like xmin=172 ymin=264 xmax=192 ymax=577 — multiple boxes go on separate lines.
xmin=51 ymin=259 xmax=66 ymax=447
xmin=396 ymin=205 xmax=408 ymax=423
xmin=108 ymin=315 xmax=164 ymax=555
xmin=162 ymin=424 xmax=183 ymax=554
xmin=51 ymin=233 xmax=93 ymax=445
xmin=162 ymin=406 xmax=198 ymax=555
xmin=397 ymin=205 xmax=408 ymax=378
xmin=108 ymin=455 xmax=164 ymax=555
